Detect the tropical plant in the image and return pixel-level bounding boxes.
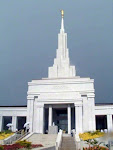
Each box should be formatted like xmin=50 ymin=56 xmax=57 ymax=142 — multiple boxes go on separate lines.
xmin=85 ymin=139 xmax=103 ymax=148
xmin=16 ymin=140 xmax=31 ymax=149
xmin=0 ymin=145 xmax=4 ymax=150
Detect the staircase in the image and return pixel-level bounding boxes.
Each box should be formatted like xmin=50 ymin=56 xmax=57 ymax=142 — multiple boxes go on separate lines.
xmin=26 ymin=133 xmax=57 ymax=148
xmin=60 ymin=136 xmax=76 ymax=150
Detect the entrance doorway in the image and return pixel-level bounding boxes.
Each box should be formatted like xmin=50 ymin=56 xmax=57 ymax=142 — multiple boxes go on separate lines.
xmin=53 ymin=109 xmax=68 ymax=133
xmin=96 ymin=115 xmax=107 ymax=130
xmin=17 ymin=117 xmax=26 ymax=130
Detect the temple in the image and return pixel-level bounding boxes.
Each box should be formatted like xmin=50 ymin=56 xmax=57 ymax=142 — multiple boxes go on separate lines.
xmin=0 ymin=11 xmax=113 ymax=135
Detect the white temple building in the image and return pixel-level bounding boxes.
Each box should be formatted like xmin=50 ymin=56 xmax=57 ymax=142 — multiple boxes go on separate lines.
xmin=0 ymin=12 xmax=113 ymax=135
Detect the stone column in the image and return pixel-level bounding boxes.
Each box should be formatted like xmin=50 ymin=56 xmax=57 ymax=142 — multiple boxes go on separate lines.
xmin=68 ymin=104 xmax=71 ymax=134
xmin=0 ymin=116 xmax=3 ymax=132
xmin=72 ymin=107 xmax=74 ymax=129
xmin=12 ymin=116 xmax=17 ymax=132
xmin=87 ymin=94 xmax=96 ymax=131
xmin=48 ymin=105 xmax=53 ymax=127
xmin=27 ymin=99 xmax=34 ymax=132
xmin=82 ymin=95 xmax=89 ymax=132
xmin=107 ymin=114 xmax=113 ymax=132
xmin=36 ymin=103 xmax=45 ymax=133
xmin=75 ymin=104 xmax=83 ymax=134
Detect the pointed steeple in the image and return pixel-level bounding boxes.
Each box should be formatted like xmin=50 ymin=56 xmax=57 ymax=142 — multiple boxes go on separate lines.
xmin=48 ymin=10 xmax=76 ymax=78
xmin=60 ymin=10 xmax=64 ymax=33
xmin=60 ymin=17 xmax=64 ymax=33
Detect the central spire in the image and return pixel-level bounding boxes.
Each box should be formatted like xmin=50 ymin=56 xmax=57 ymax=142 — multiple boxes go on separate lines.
xmin=60 ymin=10 xmax=64 ymax=32
xmin=48 ymin=11 xmax=76 ymax=78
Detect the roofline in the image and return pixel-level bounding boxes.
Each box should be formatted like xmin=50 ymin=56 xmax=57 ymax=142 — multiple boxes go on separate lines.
xmin=0 ymin=103 xmax=113 ymax=107
xmin=95 ymin=103 xmax=113 ymax=106
xmin=0 ymin=105 xmax=27 ymax=107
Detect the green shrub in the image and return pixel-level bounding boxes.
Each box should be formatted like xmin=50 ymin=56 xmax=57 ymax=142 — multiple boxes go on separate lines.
xmin=90 ymin=130 xmax=100 ymax=136
xmin=16 ymin=140 xmax=32 ymax=148
xmin=0 ymin=145 xmax=4 ymax=150
xmin=4 ymin=130 xmax=12 ymax=134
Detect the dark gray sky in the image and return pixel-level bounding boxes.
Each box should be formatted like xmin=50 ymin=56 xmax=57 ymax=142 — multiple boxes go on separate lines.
xmin=0 ymin=0 xmax=113 ymax=106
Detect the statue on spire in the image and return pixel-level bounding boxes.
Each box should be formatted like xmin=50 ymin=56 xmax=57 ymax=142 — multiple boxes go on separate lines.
xmin=61 ymin=10 xmax=64 ymax=18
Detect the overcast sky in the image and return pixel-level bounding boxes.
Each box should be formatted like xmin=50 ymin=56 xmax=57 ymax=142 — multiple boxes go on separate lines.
xmin=0 ymin=0 xmax=113 ymax=106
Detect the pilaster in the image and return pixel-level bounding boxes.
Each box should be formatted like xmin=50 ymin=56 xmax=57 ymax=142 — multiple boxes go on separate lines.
xmin=12 ymin=116 xmax=17 ymax=132
xmin=36 ymin=103 xmax=45 ymax=133
xmin=27 ymin=98 xmax=34 ymax=132
xmin=82 ymin=95 xmax=89 ymax=132
xmin=87 ymin=94 xmax=96 ymax=131
xmin=107 ymin=114 xmax=113 ymax=132
xmin=75 ymin=103 xmax=83 ymax=134
xmin=0 ymin=116 xmax=3 ymax=132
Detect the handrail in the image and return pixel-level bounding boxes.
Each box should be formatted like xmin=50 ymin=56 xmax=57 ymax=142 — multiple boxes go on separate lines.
xmin=16 ymin=131 xmax=29 ymax=142
xmin=74 ymin=132 xmax=81 ymax=150
xmin=3 ymin=130 xmax=29 ymax=144
xmin=55 ymin=129 xmax=63 ymax=150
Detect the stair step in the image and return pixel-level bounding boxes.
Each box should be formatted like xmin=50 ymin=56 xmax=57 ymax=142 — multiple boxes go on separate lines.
xmin=60 ymin=136 xmax=76 ymax=150
xmin=26 ymin=133 xmax=57 ymax=147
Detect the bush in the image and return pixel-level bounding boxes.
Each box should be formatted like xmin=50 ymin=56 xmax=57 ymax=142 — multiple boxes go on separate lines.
xmin=16 ymin=140 xmax=32 ymax=149
xmin=3 ymin=144 xmax=24 ymax=150
xmin=2 ymin=140 xmax=43 ymax=150
xmin=79 ymin=131 xmax=104 ymax=140
xmin=4 ymin=130 xmax=12 ymax=134
xmin=0 ymin=145 xmax=4 ymax=150
xmin=83 ymin=147 xmax=108 ymax=150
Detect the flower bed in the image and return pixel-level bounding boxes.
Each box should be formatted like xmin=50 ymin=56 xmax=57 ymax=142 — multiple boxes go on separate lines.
xmin=79 ymin=131 xmax=104 ymax=141
xmin=0 ymin=131 xmax=14 ymax=140
xmin=0 ymin=140 xmax=43 ymax=150
xmin=83 ymin=146 xmax=108 ymax=150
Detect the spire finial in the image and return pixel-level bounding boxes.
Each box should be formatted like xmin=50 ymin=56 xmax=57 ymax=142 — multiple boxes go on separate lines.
xmin=60 ymin=10 xmax=64 ymax=32
xmin=61 ymin=10 xmax=64 ymax=18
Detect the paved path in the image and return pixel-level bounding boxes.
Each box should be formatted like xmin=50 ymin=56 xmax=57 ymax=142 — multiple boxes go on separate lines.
xmin=60 ymin=136 xmax=76 ymax=150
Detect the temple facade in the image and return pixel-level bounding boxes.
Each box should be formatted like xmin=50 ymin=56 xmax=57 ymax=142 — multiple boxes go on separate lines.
xmin=0 ymin=13 xmax=113 ymax=135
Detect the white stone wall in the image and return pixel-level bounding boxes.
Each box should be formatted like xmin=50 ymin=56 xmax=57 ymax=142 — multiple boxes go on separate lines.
xmin=0 ymin=107 xmax=27 ymax=132
xmin=95 ymin=105 xmax=113 ymax=132
xmin=27 ymin=76 xmax=95 ymax=134
xmin=0 ymin=104 xmax=113 ymax=133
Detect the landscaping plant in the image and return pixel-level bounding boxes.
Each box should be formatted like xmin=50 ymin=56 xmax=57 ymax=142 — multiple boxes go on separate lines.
xmin=0 ymin=140 xmax=43 ymax=150
xmin=0 ymin=145 xmax=4 ymax=150
xmin=83 ymin=146 xmax=108 ymax=150
xmin=79 ymin=131 xmax=108 ymax=150
xmin=84 ymin=139 xmax=105 ymax=149
xmin=0 ymin=131 xmax=13 ymax=140
xmin=79 ymin=131 xmax=104 ymax=141
xmin=16 ymin=140 xmax=32 ymax=149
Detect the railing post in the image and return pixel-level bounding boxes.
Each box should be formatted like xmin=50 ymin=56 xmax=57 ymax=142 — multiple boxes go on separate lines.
xmin=55 ymin=129 xmax=63 ymax=150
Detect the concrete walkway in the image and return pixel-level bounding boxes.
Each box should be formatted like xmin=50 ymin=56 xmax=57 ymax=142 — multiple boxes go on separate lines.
xmin=60 ymin=136 xmax=76 ymax=150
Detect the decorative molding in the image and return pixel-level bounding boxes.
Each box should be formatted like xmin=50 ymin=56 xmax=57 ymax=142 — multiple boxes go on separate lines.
xmin=74 ymin=102 xmax=83 ymax=107
xmin=36 ymin=103 xmax=44 ymax=108
xmin=87 ymin=93 xmax=95 ymax=98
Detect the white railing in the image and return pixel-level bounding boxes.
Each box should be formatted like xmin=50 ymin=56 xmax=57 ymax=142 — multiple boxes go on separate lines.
xmin=55 ymin=129 xmax=63 ymax=150
xmin=74 ymin=132 xmax=81 ymax=150
xmin=3 ymin=130 xmax=29 ymax=144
